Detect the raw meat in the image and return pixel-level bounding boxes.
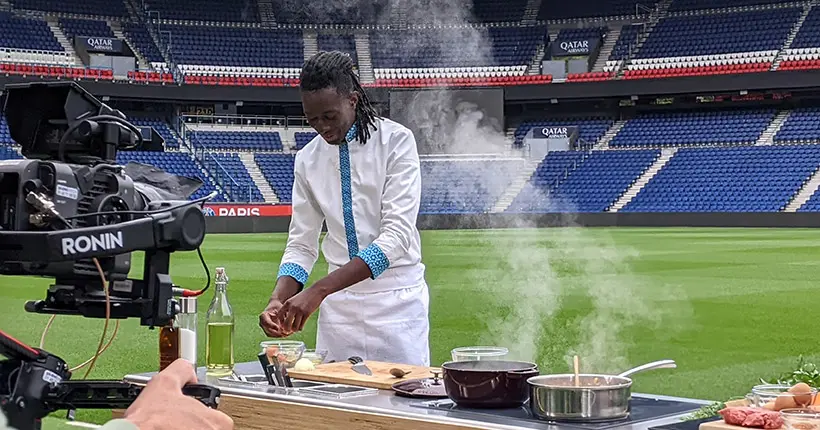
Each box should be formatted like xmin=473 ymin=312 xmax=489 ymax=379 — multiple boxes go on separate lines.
xmin=719 ymin=407 xmax=784 ymax=429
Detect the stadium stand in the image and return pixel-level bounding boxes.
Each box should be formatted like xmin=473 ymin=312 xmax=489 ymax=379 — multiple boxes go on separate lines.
xmin=667 ymin=0 xmax=797 ymax=12
xmin=622 ymin=8 xmax=800 ymax=79
xmin=778 ymin=7 xmax=820 ymax=72
xmin=514 ymin=117 xmax=614 ymax=147
xmin=10 ymin=0 xmax=127 ymax=17
xmin=169 ymin=26 xmax=303 ymax=78
xmin=122 ymin=22 xmax=165 ymax=64
xmin=538 ymin=0 xmax=659 ymax=20
xmin=201 ymin=153 xmax=263 ymax=202
xmin=130 ymin=117 xmax=181 ymax=150
xmin=622 ymin=145 xmax=820 ymax=212
xmin=370 ymin=26 xmax=549 ymax=87
xmin=608 ymin=110 xmax=776 ymax=148
xmin=255 ymin=153 xmax=296 ymax=202
xmin=507 ymin=151 xmax=590 ymax=212
xmin=295 ymin=132 xmax=318 ymax=150
xmin=0 ymin=146 xmax=22 ymax=160
xmin=58 ymin=18 xmax=114 ymax=42
xmin=317 ymin=34 xmax=358 ymax=65
xmin=471 ymin=0 xmax=528 ymax=22
xmin=190 ymin=130 xmax=284 ymax=152
xmin=798 ymin=187 xmax=820 ymax=212
xmin=420 ymin=159 xmax=524 ymax=214
xmin=143 ymin=0 xmax=259 ymax=22
xmin=0 ymin=12 xmax=62 ymax=52
xmin=610 ymin=24 xmax=643 ymax=61
xmin=271 ymin=0 xmax=389 ymax=24
xmin=116 ymin=151 xmax=226 ymax=202
xmin=508 ymin=150 xmax=661 ymax=213
xmin=774 ymin=108 xmax=820 ymax=144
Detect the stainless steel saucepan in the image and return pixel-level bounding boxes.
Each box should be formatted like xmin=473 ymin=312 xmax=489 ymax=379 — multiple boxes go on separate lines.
xmin=527 ymin=359 xmax=677 ymax=422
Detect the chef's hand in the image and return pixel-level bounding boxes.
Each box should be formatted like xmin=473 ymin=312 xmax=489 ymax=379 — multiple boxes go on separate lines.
xmin=276 ymin=287 xmax=326 ymax=333
xmin=124 ymin=358 xmax=234 ymax=430
xmin=259 ymin=299 xmax=294 ymax=338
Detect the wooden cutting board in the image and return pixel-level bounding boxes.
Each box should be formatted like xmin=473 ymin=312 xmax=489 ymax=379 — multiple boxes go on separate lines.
xmin=286 ymin=361 xmax=438 ymax=390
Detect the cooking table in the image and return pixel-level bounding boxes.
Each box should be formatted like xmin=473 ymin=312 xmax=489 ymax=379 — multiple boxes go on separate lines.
xmin=121 ymin=361 xmax=713 ymax=430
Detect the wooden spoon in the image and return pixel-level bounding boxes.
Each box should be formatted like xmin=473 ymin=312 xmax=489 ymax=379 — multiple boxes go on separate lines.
xmin=573 ymin=355 xmax=580 ymax=387
xmin=390 ymin=368 xmax=412 ymax=378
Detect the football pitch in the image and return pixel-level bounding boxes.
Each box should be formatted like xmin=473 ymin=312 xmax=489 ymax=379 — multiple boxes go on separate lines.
xmin=1 ymin=227 xmax=817 ymax=427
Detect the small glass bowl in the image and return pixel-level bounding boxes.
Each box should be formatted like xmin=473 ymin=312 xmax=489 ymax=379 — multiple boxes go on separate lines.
xmin=302 ymin=349 xmax=328 ymax=366
xmin=451 ymin=346 xmax=509 ymax=362
xmin=260 ymin=340 xmax=305 ymax=368
xmin=781 ymin=408 xmax=820 ymax=430
xmin=751 ymin=385 xmax=818 ymax=409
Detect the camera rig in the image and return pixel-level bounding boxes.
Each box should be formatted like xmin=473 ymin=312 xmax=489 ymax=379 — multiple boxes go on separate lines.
xmin=0 ymin=81 xmax=222 ymax=429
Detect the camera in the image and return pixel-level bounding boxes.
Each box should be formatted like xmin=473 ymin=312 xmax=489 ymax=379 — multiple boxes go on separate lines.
xmin=0 ymin=81 xmax=211 ymax=328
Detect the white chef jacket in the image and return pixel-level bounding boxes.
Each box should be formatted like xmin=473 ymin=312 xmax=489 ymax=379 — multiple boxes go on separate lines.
xmin=276 ymin=117 xmax=426 ymax=294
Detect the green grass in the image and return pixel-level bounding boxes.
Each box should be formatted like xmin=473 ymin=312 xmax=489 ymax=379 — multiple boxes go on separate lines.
xmin=2 ymin=227 xmax=818 ymax=427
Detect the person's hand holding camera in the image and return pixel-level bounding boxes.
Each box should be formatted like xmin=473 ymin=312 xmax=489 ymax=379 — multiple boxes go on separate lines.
xmin=123 ymin=359 xmax=233 ymax=430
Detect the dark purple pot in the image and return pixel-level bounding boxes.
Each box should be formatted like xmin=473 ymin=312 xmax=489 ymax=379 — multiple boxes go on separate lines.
xmin=441 ymin=360 xmax=540 ymax=408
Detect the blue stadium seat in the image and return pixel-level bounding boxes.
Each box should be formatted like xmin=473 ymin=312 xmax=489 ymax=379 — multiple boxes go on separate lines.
xmin=0 ymin=12 xmax=62 ymax=52
xmin=294 ymin=132 xmax=318 ymax=150
xmin=271 ymin=0 xmax=388 ymax=24
xmin=165 ymin=26 xmax=303 ymax=68
xmin=202 ymin=153 xmax=263 ymax=202
xmin=538 ymin=0 xmax=659 ymax=20
xmin=791 ymin=7 xmax=820 ymax=50
xmin=774 ymin=108 xmax=820 ymax=144
xmin=636 ymin=9 xmax=801 ymax=58
xmin=668 ymin=0 xmax=796 ymax=12
xmin=10 ymin=0 xmax=127 ymax=16
xmin=797 ymin=182 xmax=820 ymax=212
xmin=370 ymin=26 xmax=546 ymax=68
xmin=191 ymin=130 xmax=283 ymax=152
xmin=514 ymin=117 xmax=614 ymax=146
xmin=58 ymin=18 xmax=113 ymax=42
xmin=609 ymin=24 xmax=642 ymax=61
xmin=122 ymin=22 xmax=164 ymax=63
xmin=143 ymin=0 xmax=259 ymax=22
xmin=508 ymin=150 xmax=660 ymax=213
xmin=130 ymin=118 xmax=181 ymax=150
xmin=420 ymin=159 xmax=524 ymax=214
xmin=255 ymin=153 xmax=296 ymax=202
xmin=0 ymin=146 xmax=22 ymax=160
xmin=317 ymin=34 xmax=358 ymax=65
xmin=610 ymin=110 xmax=775 ymax=148
xmin=116 ymin=151 xmax=226 ymax=202
xmin=0 ymin=116 xmax=14 ymax=146
xmin=622 ymin=145 xmax=820 ymax=212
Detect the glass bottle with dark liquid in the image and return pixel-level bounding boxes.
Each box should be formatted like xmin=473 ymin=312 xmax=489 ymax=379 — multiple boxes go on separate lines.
xmin=159 ymin=323 xmax=179 ymax=371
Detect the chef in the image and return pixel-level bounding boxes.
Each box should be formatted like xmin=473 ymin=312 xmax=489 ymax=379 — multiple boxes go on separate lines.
xmin=258 ymin=51 xmax=430 ymax=367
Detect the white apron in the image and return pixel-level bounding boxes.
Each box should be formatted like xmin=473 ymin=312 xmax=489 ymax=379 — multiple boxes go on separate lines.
xmin=315 ymin=281 xmax=430 ymax=367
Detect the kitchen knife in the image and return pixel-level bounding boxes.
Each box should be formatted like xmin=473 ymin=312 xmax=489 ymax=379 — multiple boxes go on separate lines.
xmin=348 ymin=356 xmax=373 ymax=376
xmin=351 ymin=363 xmax=372 ymax=375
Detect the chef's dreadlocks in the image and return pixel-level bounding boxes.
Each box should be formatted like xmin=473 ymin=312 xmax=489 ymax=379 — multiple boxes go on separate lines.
xmin=300 ymin=50 xmax=379 ymax=144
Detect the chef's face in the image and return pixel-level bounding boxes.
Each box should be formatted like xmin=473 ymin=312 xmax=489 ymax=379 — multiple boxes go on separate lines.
xmin=301 ymin=87 xmax=358 ymax=145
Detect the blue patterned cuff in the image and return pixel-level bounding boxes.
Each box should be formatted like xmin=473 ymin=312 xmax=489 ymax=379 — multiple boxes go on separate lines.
xmin=277 ymin=263 xmax=309 ymax=285
xmin=356 ymin=244 xmax=390 ymax=279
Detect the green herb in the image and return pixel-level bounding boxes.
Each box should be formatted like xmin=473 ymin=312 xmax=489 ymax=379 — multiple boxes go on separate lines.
xmin=763 ymin=356 xmax=820 ymax=388
xmin=681 ymin=402 xmax=725 ymax=422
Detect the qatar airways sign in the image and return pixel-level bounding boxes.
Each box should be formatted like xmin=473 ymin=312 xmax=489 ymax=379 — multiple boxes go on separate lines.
xmin=75 ymin=36 xmax=125 ymax=54
xmin=550 ymin=38 xmax=600 ymax=57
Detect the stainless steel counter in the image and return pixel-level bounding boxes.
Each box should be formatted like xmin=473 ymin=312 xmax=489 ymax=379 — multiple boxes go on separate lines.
xmin=123 ymin=362 xmax=712 ymax=430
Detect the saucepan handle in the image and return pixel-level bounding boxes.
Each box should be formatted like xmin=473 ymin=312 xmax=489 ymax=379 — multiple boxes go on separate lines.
xmin=617 ymin=360 xmax=676 ymax=378
xmin=507 ymin=368 xmax=540 ymax=379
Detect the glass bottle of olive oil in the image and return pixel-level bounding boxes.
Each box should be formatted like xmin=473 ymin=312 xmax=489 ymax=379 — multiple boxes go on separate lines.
xmin=206 ymin=267 xmax=235 ymax=376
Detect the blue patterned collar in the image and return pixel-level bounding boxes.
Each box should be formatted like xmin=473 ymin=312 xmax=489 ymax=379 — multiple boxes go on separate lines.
xmin=344 ymin=123 xmax=358 ymax=144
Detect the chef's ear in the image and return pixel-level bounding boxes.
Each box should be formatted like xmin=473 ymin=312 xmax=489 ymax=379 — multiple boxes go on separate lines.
xmin=349 ymin=91 xmax=359 ymax=109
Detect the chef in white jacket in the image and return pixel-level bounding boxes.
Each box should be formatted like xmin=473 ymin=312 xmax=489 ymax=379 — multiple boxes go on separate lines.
xmin=258 ymin=51 xmax=430 ymax=367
